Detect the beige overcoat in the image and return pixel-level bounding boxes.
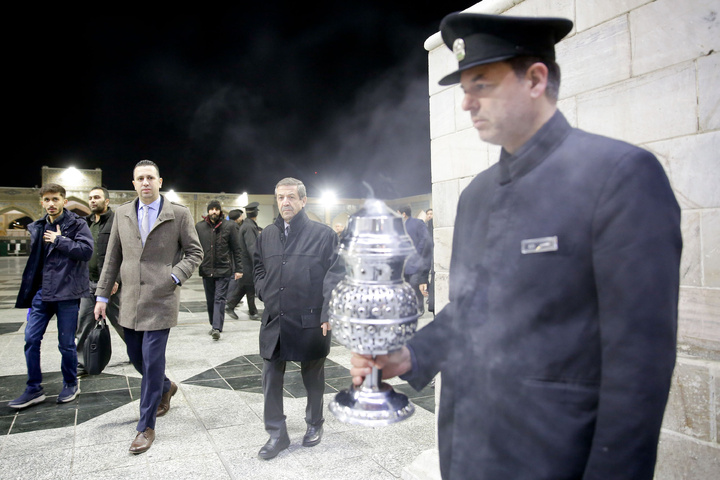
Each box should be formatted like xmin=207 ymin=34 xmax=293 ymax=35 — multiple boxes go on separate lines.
xmin=97 ymin=195 xmax=203 ymax=331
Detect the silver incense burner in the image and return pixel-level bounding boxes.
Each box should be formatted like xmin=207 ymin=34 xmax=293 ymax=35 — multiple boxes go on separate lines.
xmin=328 ymin=198 xmax=421 ymax=426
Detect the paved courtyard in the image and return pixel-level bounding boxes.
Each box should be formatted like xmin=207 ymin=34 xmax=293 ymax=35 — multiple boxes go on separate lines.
xmin=0 ymin=256 xmax=438 ymax=479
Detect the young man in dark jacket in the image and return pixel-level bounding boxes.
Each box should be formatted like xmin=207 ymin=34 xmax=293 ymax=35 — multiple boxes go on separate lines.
xmin=195 ymin=200 xmax=243 ymax=340
xmin=10 ymin=183 xmax=93 ymax=408
xmin=76 ymin=186 xmax=125 ymax=375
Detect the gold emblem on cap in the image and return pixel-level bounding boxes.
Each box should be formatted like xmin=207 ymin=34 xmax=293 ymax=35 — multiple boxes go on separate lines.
xmin=453 ymin=38 xmax=466 ymax=62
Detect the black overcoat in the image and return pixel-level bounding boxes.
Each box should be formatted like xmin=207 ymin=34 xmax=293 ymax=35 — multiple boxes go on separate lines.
xmin=237 ymin=218 xmax=259 ymax=285
xmin=405 ymin=112 xmax=682 ymax=480
xmin=254 ymin=209 xmax=339 ymax=361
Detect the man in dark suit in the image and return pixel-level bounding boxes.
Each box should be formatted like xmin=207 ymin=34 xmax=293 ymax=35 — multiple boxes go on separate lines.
xmin=95 ymin=160 xmax=203 ymax=454
xmin=351 ymin=13 xmax=681 ymax=480
xmin=253 ymin=177 xmax=339 ymax=460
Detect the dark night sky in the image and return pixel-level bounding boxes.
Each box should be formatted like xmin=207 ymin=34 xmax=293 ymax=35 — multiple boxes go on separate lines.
xmin=9 ymin=3 xmax=474 ymax=199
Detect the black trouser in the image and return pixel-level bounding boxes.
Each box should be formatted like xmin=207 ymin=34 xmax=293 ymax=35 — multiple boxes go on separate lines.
xmin=226 ymin=281 xmax=257 ymax=315
xmin=203 ymin=277 xmax=231 ymax=331
xmin=262 ymin=356 xmax=326 ymax=439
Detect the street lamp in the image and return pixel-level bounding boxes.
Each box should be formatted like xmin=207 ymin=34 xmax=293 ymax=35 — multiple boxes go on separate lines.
xmin=321 ymin=191 xmax=336 ymax=225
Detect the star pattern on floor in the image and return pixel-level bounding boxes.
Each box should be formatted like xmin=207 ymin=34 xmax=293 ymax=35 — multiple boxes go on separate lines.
xmin=0 ymin=355 xmax=435 ymax=435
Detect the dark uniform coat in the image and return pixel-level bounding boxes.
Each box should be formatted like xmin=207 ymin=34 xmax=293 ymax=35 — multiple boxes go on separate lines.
xmin=405 ymin=112 xmax=682 ymax=480
xmin=237 ymin=217 xmax=259 ymax=285
xmin=254 ymin=209 xmax=339 ymax=361
xmin=97 ymin=196 xmax=203 ymax=331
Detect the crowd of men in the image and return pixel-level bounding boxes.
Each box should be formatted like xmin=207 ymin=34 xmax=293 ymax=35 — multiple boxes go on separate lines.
xmin=5 ymin=10 xmax=682 ymax=479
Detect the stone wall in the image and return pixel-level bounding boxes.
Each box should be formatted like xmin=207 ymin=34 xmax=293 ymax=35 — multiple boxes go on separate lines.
xmin=424 ymin=0 xmax=719 ymax=478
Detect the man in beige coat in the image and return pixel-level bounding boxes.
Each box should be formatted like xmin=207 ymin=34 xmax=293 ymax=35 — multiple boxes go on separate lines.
xmin=95 ymin=159 xmax=202 ymax=454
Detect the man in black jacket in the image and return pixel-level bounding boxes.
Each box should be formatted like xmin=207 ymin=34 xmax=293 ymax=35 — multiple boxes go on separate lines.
xmin=253 ymin=177 xmax=340 ymax=460
xmin=195 ymin=200 xmax=243 ymax=340
xmin=10 ymin=183 xmax=93 ymax=409
xmin=76 ymin=186 xmax=125 ymax=375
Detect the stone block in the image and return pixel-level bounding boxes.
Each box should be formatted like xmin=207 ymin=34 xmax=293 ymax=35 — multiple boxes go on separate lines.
xmin=506 ymin=0 xmax=574 ymax=22
xmin=663 ymin=358 xmax=712 ymax=441
xmin=557 ymin=97 xmax=577 ymax=126
xmin=577 ymin=63 xmax=696 ymax=145
xmin=432 ymin=226 xmax=453 ymax=273
xmin=432 ymin=180 xmax=461 ymax=228
xmin=655 ymin=431 xmax=720 ymax=479
xmin=713 ymin=366 xmax=719 ymax=443
xmin=433 ymin=271 xmax=450 ymax=313
xmin=679 ymin=211 xmax=702 ymax=287
xmin=429 ymin=88 xmax=456 ymax=139
xmin=702 ymin=209 xmax=720 ymax=288
xmin=558 ymin=16 xmax=631 ymax=98
xmin=576 ymin=0 xmax=651 ymax=32
xmin=431 ymin=128 xmax=491 ymax=183
xmin=402 ymin=449 xmax=441 ymax=480
xmin=646 ymin=131 xmax=720 ymax=210
xmin=678 ymin=287 xmax=720 ymax=350
xmin=698 ymin=52 xmax=720 ymax=131
xmin=631 ymin=0 xmax=720 ymax=76
xmin=428 ymin=44 xmax=456 ymax=97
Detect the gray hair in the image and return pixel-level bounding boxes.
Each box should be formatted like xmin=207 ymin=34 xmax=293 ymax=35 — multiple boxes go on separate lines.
xmin=275 ymin=177 xmax=306 ymax=199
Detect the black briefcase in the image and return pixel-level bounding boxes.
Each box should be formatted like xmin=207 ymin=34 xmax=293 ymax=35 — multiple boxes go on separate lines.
xmin=83 ymin=318 xmax=112 ymax=375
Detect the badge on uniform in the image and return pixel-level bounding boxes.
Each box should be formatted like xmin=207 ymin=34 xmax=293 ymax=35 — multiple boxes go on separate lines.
xmin=521 ymin=236 xmax=558 ymax=254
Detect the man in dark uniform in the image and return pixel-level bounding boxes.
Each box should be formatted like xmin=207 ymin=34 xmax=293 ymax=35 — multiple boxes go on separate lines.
xmin=225 ymin=202 xmax=261 ymax=320
xmin=351 ymin=13 xmax=682 ymax=480
xmin=253 ymin=177 xmax=339 ymax=460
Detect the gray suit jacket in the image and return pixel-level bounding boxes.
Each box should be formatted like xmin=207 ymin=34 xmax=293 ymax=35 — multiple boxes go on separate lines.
xmin=97 ymin=195 xmax=203 ymax=331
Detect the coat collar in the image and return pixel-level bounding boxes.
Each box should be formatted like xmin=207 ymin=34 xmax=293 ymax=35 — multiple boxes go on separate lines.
xmin=497 ymin=110 xmax=572 ymax=185
xmin=127 ymin=195 xmax=173 ymax=227
xmin=273 ymin=208 xmax=309 ymax=235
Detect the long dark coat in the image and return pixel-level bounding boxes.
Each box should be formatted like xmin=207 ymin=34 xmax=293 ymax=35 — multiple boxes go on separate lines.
xmin=253 ymin=209 xmax=338 ymax=361
xmin=97 ymin=196 xmax=203 ymax=331
xmin=236 ymin=217 xmax=259 ymax=285
xmin=405 ymin=112 xmax=682 ymax=480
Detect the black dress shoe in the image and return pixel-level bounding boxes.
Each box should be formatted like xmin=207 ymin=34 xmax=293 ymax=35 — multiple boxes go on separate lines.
xmin=302 ymin=425 xmax=323 ymax=447
xmin=258 ymin=435 xmax=290 ymax=460
xmin=225 ymin=307 xmax=238 ymax=320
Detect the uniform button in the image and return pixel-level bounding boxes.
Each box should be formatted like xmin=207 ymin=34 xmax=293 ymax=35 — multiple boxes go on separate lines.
xmin=140 ymin=281 xmax=145 ymax=285
xmin=282 ymin=261 xmax=286 ymax=265
xmin=280 ymin=312 xmax=284 ymax=316
xmin=280 ymin=287 xmax=284 ymax=291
